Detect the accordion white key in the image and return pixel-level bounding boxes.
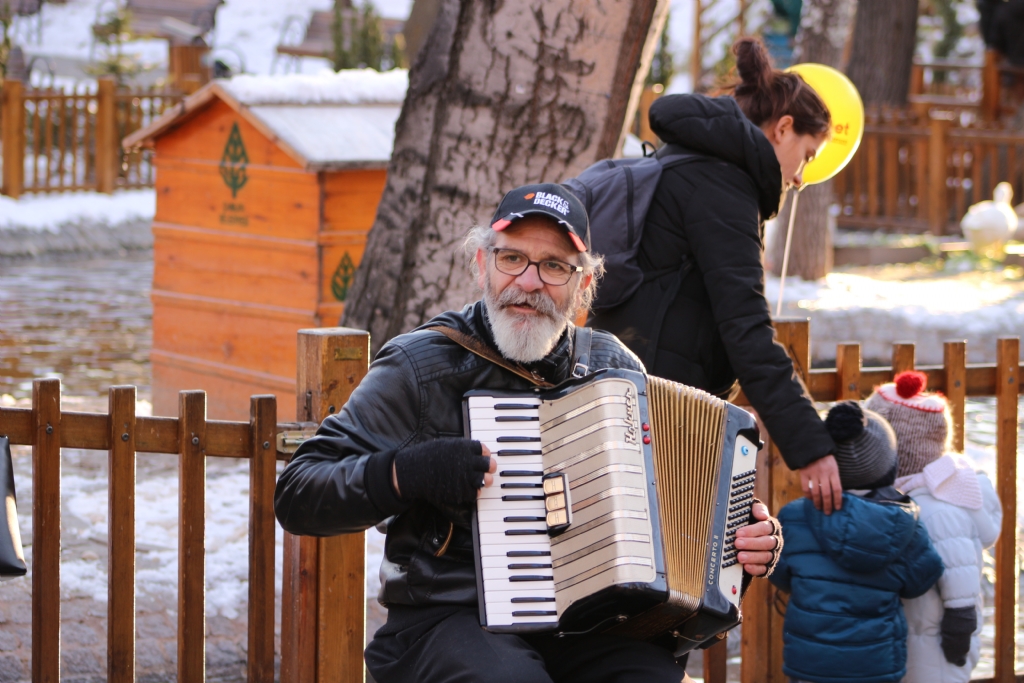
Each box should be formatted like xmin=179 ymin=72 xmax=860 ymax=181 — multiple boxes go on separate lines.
xmin=464 ymin=368 xmax=761 ymax=652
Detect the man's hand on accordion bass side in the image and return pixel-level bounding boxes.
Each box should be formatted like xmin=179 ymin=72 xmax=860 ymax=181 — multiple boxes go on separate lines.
xmin=733 ymin=502 xmax=780 ymax=576
xmin=390 ymin=439 xmax=497 ymax=505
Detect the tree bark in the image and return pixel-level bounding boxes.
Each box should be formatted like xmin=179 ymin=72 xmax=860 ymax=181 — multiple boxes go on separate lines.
xmin=342 ymin=0 xmax=670 ymax=352
xmin=768 ymin=0 xmax=857 ymax=280
xmin=845 ymin=0 xmax=918 ymax=106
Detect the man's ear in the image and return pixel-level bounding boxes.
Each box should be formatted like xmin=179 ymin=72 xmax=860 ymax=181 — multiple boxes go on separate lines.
xmin=476 ymin=248 xmax=487 ymax=289
xmin=575 ymin=272 xmax=593 ymax=310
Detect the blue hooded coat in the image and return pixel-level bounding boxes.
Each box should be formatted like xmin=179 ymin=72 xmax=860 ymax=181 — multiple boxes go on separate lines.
xmin=769 ymin=490 xmax=944 ymax=683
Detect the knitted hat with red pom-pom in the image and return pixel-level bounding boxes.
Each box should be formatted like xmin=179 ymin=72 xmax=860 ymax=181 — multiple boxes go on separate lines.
xmin=864 ymin=371 xmax=952 ymax=478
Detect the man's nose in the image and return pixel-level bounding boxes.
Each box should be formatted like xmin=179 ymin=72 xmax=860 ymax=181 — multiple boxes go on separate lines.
xmin=792 ymin=171 xmax=804 ymax=189
xmin=515 ymin=264 xmax=545 ymax=291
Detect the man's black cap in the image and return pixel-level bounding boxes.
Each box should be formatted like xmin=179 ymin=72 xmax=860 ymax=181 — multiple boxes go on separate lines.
xmin=490 ymin=183 xmax=590 ymax=252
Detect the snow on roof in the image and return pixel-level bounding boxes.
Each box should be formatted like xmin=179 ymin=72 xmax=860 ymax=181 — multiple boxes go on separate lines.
xmin=124 ymin=69 xmax=408 ymax=169
xmin=248 ymin=104 xmax=401 ymax=168
xmin=220 ymin=68 xmax=408 ymax=106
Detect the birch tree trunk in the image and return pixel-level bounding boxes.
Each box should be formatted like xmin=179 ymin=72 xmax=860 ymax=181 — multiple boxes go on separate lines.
xmin=768 ymin=0 xmax=858 ymax=281
xmin=342 ymin=0 xmax=670 ymax=351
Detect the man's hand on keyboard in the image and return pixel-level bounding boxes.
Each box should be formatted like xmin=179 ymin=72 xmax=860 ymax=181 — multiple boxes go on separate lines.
xmin=732 ymin=502 xmax=783 ymax=577
xmin=391 ymin=438 xmax=496 ymax=507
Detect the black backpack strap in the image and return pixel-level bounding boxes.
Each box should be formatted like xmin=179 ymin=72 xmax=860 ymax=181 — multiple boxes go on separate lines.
xmin=572 ymin=325 xmax=593 ymax=378
xmin=642 ymin=259 xmax=694 ymax=371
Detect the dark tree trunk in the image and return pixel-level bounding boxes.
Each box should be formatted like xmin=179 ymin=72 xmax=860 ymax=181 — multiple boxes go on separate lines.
xmin=343 ymin=0 xmax=671 ymax=352
xmin=769 ymin=0 xmax=857 ymax=281
xmin=846 ymin=0 xmax=918 ymax=105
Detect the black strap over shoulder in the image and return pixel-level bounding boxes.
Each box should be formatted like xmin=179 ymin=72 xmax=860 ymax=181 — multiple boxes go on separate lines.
xmin=572 ymin=325 xmax=593 ymax=378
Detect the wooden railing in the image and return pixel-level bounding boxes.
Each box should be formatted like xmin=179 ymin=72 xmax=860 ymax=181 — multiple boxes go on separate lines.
xmin=910 ymin=51 xmax=1024 ymax=122
xmin=0 ymin=77 xmax=184 ymax=198
xmin=833 ymin=108 xmax=1024 ymax=235
xmin=0 ymin=327 xmax=369 ymax=683
xmin=0 ymin=322 xmax=1019 ymax=683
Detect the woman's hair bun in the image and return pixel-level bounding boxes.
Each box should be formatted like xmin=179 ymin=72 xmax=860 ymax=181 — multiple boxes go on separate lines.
xmin=733 ymin=37 xmax=773 ymax=93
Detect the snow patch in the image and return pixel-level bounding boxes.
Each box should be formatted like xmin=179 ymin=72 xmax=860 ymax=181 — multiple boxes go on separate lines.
xmin=0 ymin=190 xmax=155 ymax=233
xmin=222 ymin=68 xmax=408 ymax=106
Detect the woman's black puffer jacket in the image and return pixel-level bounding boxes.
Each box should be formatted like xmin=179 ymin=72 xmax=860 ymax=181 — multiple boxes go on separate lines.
xmin=589 ymin=93 xmax=834 ymax=470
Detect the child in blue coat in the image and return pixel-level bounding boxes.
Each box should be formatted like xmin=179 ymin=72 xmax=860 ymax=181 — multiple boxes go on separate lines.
xmin=770 ymin=402 xmax=944 ymax=683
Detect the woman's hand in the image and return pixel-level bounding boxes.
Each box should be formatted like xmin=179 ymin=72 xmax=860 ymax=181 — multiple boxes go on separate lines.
xmin=799 ymin=454 xmax=843 ymax=514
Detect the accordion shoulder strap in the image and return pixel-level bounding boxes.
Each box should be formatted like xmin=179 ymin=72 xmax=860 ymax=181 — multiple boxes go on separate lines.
xmin=572 ymin=325 xmax=592 ymax=378
xmin=425 ymin=326 xmax=554 ymax=387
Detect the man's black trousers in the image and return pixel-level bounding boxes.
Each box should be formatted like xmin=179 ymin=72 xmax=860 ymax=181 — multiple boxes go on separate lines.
xmin=365 ymin=605 xmax=688 ymax=683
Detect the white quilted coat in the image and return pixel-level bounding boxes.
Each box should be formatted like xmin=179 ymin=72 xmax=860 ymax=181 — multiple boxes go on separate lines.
xmin=901 ymin=469 xmax=1002 ymax=683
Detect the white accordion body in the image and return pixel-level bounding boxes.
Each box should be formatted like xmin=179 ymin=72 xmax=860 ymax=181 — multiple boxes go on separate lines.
xmin=464 ymin=368 xmax=760 ymax=652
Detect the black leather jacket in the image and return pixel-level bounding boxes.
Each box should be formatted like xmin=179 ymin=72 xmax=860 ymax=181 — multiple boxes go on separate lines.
xmin=274 ymin=301 xmax=644 ymax=608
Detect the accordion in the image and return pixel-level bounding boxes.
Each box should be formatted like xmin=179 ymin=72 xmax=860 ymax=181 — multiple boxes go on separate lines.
xmin=464 ymin=368 xmax=761 ymax=652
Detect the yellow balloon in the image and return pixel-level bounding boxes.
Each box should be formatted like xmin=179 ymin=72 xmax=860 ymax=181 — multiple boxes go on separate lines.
xmin=786 ymin=63 xmax=865 ymax=185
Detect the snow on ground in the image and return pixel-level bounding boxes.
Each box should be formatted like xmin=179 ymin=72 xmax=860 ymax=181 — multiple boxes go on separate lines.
xmin=0 ymin=189 xmax=155 ymax=232
xmin=766 ymin=267 xmax=1024 ymax=365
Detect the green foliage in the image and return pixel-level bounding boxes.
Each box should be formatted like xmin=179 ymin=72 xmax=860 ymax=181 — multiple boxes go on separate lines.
xmin=86 ymin=6 xmax=145 ymax=85
xmin=923 ymin=0 xmax=964 ymax=58
xmin=331 ymin=0 xmax=388 ymax=71
xmin=646 ymin=15 xmax=675 ymax=87
xmin=0 ymin=0 xmax=13 ymax=79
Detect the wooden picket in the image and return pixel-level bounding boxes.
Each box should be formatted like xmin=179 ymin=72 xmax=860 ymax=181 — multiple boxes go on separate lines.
xmin=1 ymin=77 xmax=183 ymax=198
xmin=832 ymin=106 xmax=1024 ymax=235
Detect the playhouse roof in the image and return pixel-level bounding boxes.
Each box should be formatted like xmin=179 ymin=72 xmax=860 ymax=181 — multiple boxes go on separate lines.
xmin=124 ymin=69 xmax=408 ymax=171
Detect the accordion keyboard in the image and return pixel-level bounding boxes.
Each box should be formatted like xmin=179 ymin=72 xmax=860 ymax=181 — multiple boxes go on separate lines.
xmin=468 ymin=395 xmax=558 ymax=628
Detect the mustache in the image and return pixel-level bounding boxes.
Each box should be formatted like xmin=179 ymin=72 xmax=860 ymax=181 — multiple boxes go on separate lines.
xmin=495 ymin=286 xmax=560 ymax=319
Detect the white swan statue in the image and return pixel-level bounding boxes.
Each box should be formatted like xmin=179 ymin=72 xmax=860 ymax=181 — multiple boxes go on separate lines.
xmin=961 ymin=182 xmax=1018 ymax=258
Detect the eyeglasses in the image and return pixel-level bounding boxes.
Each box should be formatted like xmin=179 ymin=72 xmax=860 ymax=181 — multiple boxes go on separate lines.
xmin=490 ymin=248 xmax=583 ymax=286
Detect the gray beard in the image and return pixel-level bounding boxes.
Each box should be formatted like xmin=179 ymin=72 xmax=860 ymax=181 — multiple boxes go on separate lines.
xmin=483 ymin=274 xmax=576 ymax=363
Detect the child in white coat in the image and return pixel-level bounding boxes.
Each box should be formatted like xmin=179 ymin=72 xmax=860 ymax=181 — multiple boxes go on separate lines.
xmin=866 ymin=371 xmax=1002 ymax=683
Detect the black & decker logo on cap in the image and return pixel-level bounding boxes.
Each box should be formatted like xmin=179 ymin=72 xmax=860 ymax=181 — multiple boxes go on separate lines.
xmin=531 ymin=191 xmax=570 ymax=216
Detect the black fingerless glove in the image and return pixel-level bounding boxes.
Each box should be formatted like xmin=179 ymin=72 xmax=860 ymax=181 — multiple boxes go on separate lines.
xmin=393 ymin=438 xmax=490 ymax=508
xmin=940 ymin=606 xmax=976 ymax=666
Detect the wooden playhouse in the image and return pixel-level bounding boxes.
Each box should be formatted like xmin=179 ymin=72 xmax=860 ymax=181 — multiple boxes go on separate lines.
xmin=124 ymin=70 xmax=406 ymax=420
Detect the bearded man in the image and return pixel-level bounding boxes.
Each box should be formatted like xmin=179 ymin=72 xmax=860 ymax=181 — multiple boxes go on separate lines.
xmin=275 ymin=183 xmax=781 ymax=683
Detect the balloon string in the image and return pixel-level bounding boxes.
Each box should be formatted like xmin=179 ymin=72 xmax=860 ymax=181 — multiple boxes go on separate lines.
xmin=775 ymin=189 xmax=800 ymax=319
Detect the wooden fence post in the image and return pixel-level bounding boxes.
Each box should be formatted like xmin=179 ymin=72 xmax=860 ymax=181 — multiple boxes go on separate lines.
xmin=891 ymin=342 xmax=915 ymax=376
xmin=108 ymin=386 xmax=137 ymax=683
xmin=178 ymin=391 xmax=207 ymax=683
xmin=32 ymin=378 xmax=61 ymax=683
xmin=928 ymin=113 xmax=953 ymax=236
xmin=95 ymin=77 xmax=118 ymax=194
xmin=2 ymin=78 xmax=25 ymax=198
xmin=981 ymin=49 xmax=1002 ymax=122
xmin=836 ymin=343 xmax=861 ymax=400
xmin=943 ymin=341 xmax=967 ymax=453
xmin=248 ymin=395 xmax=278 ymax=683
xmin=281 ymin=328 xmax=371 ymax=683
xmin=993 ymin=338 xmax=1019 ymax=683
xmin=742 ymin=319 xmax=810 ymax=683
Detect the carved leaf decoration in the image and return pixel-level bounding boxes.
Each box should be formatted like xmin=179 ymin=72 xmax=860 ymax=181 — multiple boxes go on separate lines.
xmin=219 ymin=122 xmax=249 ymax=198
xmin=332 ymin=252 xmax=356 ymax=301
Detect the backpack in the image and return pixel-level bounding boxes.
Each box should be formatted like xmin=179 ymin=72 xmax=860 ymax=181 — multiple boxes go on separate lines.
xmin=562 ymin=143 xmax=702 ymax=312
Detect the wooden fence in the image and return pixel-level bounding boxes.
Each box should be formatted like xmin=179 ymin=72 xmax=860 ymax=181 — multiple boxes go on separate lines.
xmin=0 ymin=322 xmax=1020 ymax=682
xmin=0 ymin=77 xmax=184 ymax=198
xmin=833 ymin=107 xmax=1024 ymax=235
